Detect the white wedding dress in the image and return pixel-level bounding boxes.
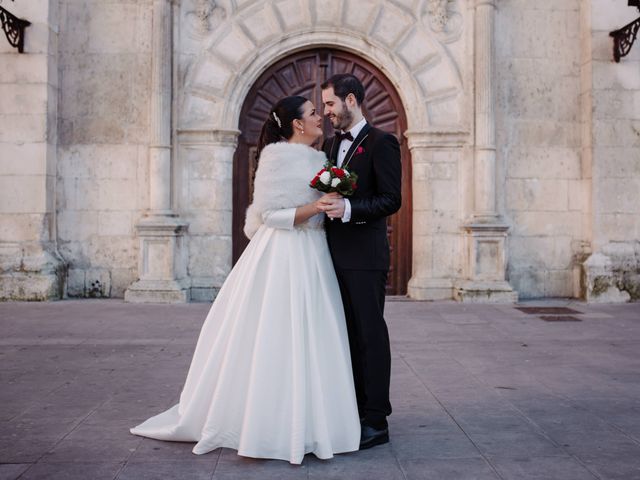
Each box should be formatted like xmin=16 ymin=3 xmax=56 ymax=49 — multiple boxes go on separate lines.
xmin=131 ymin=193 xmax=360 ymax=464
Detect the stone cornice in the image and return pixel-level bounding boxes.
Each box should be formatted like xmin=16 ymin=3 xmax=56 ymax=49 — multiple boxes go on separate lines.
xmin=405 ymin=129 xmax=470 ymax=148
xmin=177 ymin=128 xmax=240 ymax=146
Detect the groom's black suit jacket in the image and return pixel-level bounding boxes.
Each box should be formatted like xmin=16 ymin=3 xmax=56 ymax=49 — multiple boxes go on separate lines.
xmin=321 ymin=123 xmax=402 ymax=271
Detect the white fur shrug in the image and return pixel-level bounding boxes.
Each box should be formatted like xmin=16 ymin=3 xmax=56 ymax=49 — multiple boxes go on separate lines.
xmin=243 ymin=142 xmax=326 ymax=239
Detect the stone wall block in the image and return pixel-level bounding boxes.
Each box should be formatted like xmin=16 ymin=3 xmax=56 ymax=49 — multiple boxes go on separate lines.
xmin=312 ymin=0 xmax=342 ymax=26
xmin=596 ymin=178 xmax=640 ymax=214
xmin=0 ymin=243 xmax=22 ymax=271
xmin=506 ymin=179 xmax=569 ymax=212
xmin=370 ymin=3 xmax=414 ymax=48
xmin=0 ymin=144 xmax=48 ymax=176
xmin=427 ymin=95 xmax=462 ymax=126
xmin=508 ymin=267 xmax=545 ymax=299
xmin=110 ymin=267 xmax=136 ymax=298
xmin=87 ymin=236 xmax=137 ymax=269
xmin=98 ymin=179 xmax=137 ymax=211
xmin=0 ymin=114 xmax=47 ymax=143
xmin=507 ymin=147 xmax=580 ymax=179
xmin=593 ymin=61 xmax=640 ymax=91
xmin=85 ymin=3 xmax=139 ymax=54
xmin=0 ymin=176 xmax=47 ymax=213
xmin=397 ymin=28 xmax=438 ymax=70
xmin=57 ymin=210 xmax=98 ymax=242
xmin=431 ymin=180 xmax=458 ymax=212
xmin=213 ymin=25 xmax=256 ymax=67
xmin=98 ymin=211 xmax=133 ymax=236
xmin=191 ymin=56 xmax=233 ymax=95
xmin=595 ymin=214 xmax=640 ymax=242
xmin=342 ymin=0 xmax=379 ymax=34
xmin=74 ymin=178 xmax=101 ymax=211
xmin=510 ymin=211 xmax=582 ymax=238
xmin=0 ymin=214 xmax=47 ymax=243
xmin=0 ymin=84 xmax=48 ymax=115
xmin=0 ymin=54 xmax=48 ymax=84
xmin=185 ymin=210 xmax=232 ymax=236
xmin=273 ymin=0 xmax=311 ymax=31
xmin=239 ymin=3 xmax=279 ymax=45
xmin=188 ymin=235 xmax=231 ymax=284
xmin=66 ymin=268 xmax=85 ymax=297
xmin=431 ymin=234 xmax=457 ymax=277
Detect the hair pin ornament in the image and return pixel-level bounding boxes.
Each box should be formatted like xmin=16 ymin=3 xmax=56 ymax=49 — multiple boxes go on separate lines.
xmin=272 ymin=112 xmax=281 ymax=128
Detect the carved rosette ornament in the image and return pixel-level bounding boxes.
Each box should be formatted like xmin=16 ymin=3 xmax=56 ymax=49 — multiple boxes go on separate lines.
xmin=187 ymin=0 xmax=225 ymax=36
xmin=424 ymin=0 xmax=463 ymax=43
xmin=427 ymin=0 xmax=449 ymax=32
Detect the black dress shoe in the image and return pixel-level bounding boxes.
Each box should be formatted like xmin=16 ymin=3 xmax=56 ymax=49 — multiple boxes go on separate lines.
xmin=359 ymin=425 xmax=389 ymax=450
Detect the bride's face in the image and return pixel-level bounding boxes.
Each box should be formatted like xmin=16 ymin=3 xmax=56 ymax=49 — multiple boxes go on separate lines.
xmin=293 ymin=101 xmax=323 ymax=143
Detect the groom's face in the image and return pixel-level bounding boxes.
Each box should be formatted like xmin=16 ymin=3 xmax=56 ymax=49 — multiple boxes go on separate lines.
xmin=322 ymin=87 xmax=354 ymax=132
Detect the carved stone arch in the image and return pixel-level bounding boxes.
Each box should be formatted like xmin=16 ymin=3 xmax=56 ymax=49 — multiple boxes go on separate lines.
xmin=180 ymin=1 xmax=467 ymax=133
xmin=176 ymin=0 xmax=472 ymax=299
xmin=232 ymin=48 xmax=413 ymax=295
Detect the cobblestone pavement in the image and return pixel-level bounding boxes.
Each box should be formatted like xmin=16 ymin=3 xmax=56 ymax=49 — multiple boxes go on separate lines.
xmin=1 ymin=299 xmax=639 ymax=480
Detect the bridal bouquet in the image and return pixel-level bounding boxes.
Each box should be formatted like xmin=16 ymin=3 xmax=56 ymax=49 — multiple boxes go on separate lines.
xmin=309 ymin=163 xmax=358 ymax=196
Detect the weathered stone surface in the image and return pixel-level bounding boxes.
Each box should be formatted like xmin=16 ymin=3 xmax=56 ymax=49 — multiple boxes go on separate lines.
xmin=1 ymin=0 xmax=638 ymax=301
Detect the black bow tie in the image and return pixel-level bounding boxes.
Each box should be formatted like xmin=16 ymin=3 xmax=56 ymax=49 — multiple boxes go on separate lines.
xmin=335 ymin=131 xmax=354 ymax=142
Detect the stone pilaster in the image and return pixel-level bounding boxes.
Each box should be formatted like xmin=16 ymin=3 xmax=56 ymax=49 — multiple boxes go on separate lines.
xmin=455 ymin=0 xmax=517 ymax=302
xmin=125 ymin=0 xmax=189 ymax=303
xmin=406 ymin=130 xmax=467 ymax=300
xmin=0 ymin=0 xmax=65 ymax=300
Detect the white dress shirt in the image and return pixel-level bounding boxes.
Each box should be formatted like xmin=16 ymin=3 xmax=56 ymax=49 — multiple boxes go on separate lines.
xmin=336 ymin=118 xmax=367 ymax=223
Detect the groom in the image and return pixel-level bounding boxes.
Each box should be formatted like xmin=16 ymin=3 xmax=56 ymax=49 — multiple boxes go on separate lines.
xmin=319 ymin=74 xmax=402 ymax=449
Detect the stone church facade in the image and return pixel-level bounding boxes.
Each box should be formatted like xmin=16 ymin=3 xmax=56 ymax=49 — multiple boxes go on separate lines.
xmin=1 ymin=0 xmax=639 ymax=302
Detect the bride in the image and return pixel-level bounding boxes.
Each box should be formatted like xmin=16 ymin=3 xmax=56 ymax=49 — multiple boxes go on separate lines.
xmin=130 ymin=96 xmax=361 ymax=464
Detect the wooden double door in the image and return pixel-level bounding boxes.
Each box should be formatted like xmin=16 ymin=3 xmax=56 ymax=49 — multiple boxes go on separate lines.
xmin=232 ymin=49 xmax=412 ymax=294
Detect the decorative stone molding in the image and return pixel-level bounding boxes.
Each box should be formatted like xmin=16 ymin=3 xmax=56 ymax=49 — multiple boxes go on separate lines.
xmin=126 ymin=0 xmax=190 ymax=303
xmin=456 ymin=0 xmax=517 ymax=302
xmin=177 ymin=128 xmax=240 ymax=146
xmin=423 ymin=0 xmax=463 ymax=43
xmin=180 ymin=0 xmax=467 ymax=131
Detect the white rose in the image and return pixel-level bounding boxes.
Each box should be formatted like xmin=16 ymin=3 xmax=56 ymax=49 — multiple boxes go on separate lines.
xmin=331 ymin=178 xmax=341 ymax=188
xmin=319 ymin=171 xmax=331 ymax=185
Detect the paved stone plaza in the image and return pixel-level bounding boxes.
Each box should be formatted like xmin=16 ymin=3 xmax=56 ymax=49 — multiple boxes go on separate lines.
xmin=1 ymin=299 xmax=639 ymax=480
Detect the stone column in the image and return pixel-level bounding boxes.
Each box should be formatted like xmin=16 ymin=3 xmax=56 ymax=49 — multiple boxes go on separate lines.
xmin=0 ymin=0 xmax=65 ymax=300
xmin=125 ymin=0 xmax=189 ymax=303
xmin=406 ymin=131 xmax=466 ymax=300
xmin=454 ymin=0 xmax=517 ymax=302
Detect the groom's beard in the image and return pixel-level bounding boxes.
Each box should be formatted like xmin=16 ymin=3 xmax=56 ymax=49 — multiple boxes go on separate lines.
xmin=333 ymin=104 xmax=354 ymax=131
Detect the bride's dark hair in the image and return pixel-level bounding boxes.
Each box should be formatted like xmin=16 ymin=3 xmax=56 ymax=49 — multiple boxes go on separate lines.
xmin=257 ymin=96 xmax=308 ymax=155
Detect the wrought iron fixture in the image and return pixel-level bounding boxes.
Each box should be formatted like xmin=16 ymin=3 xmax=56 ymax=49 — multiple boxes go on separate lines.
xmin=0 ymin=0 xmax=30 ymax=53
xmin=610 ymin=1 xmax=640 ymax=62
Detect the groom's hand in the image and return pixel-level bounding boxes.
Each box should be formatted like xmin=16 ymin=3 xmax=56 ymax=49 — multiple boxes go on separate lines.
xmin=319 ymin=193 xmax=345 ymax=219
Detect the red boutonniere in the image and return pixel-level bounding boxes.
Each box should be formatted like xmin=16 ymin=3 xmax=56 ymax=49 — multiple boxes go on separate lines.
xmin=355 ymin=146 xmax=365 ymax=156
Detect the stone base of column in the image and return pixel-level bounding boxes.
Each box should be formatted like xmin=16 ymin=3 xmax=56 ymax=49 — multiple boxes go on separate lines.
xmin=124 ymin=216 xmax=190 ymax=304
xmin=407 ymin=277 xmax=453 ymax=300
xmin=457 ymin=221 xmax=518 ymax=303
xmin=125 ymin=279 xmax=190 ymax=303
xmin=454 ymin=280 xmax=518 ymax=303
xmin=0 ymin=244 xmax=66 ymax=301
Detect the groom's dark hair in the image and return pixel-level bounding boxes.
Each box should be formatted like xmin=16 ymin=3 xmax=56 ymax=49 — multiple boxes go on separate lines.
xmin=321 ymin=74 xmax=365 ymax=106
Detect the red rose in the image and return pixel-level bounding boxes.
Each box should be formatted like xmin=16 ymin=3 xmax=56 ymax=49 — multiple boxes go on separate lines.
xmin=356 ymin=146 xmax=365 ymax=155
xmin=331 ymin=167 xmax=345 ymax=179
xmin=316 ymin=168 xmax=326 ymax=176
xmin=310 ymin=175 xmax=319 ymax=186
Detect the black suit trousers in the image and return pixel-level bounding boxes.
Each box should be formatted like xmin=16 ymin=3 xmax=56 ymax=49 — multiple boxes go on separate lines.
xmin=335 ymin=268 xmax=392 ymax=429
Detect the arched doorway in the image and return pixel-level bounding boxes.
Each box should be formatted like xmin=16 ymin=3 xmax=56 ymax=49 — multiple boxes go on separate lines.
xmin=232 ymin=48 xmax=412 ymax=295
